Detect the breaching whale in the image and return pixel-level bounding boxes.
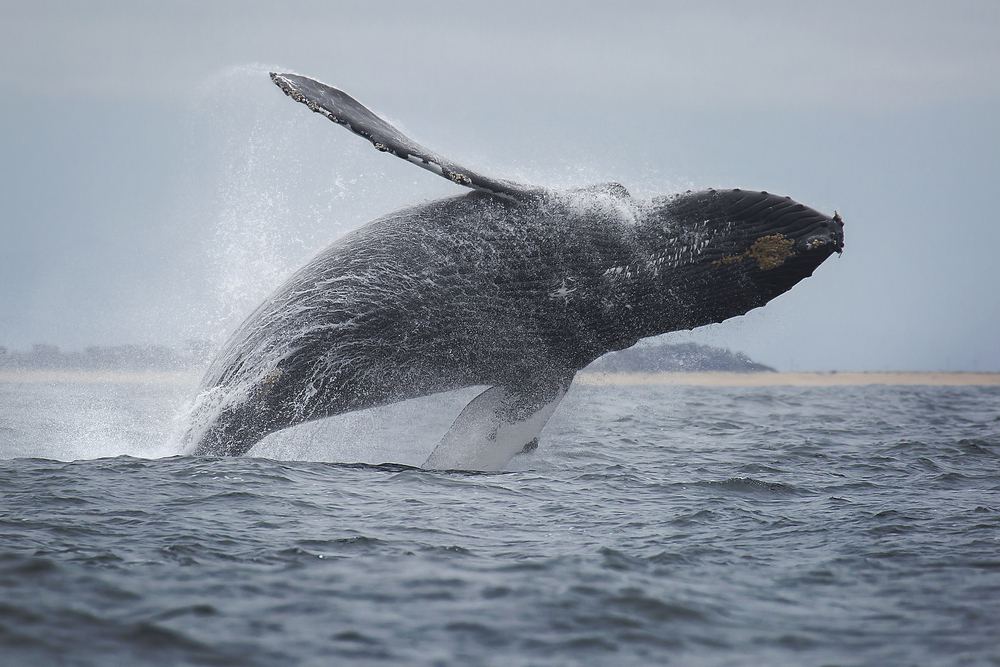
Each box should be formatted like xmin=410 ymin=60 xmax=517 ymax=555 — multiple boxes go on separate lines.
xmin=185 ymin=72 xmax=844 ymax=469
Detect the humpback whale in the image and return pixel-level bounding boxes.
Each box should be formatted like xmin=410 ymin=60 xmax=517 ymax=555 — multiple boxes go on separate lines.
xmin=185 ymin=72 xmax=844 ymax=469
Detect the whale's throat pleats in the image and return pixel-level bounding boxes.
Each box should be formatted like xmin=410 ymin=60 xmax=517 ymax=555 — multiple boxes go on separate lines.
xmin=609 ymin=189 xmax=842 ymax=337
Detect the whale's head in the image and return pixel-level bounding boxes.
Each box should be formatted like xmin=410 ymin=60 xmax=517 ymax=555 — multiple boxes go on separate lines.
xmin=633 ymin=188 xmax=844 ymax=333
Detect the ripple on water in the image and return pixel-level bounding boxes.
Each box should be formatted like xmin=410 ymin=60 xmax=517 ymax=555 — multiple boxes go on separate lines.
xmin=693 ymin=477 xmax=811 ymax=496
xmin=1 ymin=384 xmax=999 ymax=665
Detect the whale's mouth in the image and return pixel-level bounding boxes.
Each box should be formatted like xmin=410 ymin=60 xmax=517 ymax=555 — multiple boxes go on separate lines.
xmin=800 ymin=210 xmax=846 ymax=255
xmin=635 ymin=188 xmax=844 ymax=333
xmin=710 ymin=210 xmax=843 ymax=274
xmin=731 ymin=208 xmax=844 ymax=306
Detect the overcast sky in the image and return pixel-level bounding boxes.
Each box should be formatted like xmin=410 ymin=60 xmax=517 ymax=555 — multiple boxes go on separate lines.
xmin=1 ymin=1 xmax=998 ymax=370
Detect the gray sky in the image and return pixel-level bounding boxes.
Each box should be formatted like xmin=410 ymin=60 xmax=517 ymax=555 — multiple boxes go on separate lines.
xmin=2 ymin=0 xmax=998 ymax=370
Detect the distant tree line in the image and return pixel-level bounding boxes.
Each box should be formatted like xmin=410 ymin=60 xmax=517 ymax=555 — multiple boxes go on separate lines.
xmin=585 ymin=342 xmax=775 ymax=373
xmin=0 ymin=340 xmax=772 ymax=372
xmin=0 ymin=341 xmax=215 ymax=370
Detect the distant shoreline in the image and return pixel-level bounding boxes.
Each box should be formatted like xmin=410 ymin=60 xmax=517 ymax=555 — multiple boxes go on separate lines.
xmin=0 ymin=370 xmax=201 ymax=384
xmin=2 ymin=369 xmax=999 ymax=387
xmin=576 ymin=372 xmax=1000 ymax=387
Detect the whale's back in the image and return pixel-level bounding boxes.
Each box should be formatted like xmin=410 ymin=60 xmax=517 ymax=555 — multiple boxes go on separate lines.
xmin=187 ymin=193 xmax=635 ymax=454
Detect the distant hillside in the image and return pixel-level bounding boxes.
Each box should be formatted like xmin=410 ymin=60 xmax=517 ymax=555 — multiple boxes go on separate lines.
xmin=2 ymin=340 xmax=773 ymax=374
xmin=0 ymin=342 xmax=214 ymax=371
xmin=585 ymin=342 xmax=775 ymax=373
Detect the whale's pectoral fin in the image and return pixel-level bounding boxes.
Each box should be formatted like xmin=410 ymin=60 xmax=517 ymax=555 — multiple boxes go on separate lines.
xmin=422 ymin=378 xmax=573 ymax=472
xmin=270 ymin=72 xmax=542 ymax=201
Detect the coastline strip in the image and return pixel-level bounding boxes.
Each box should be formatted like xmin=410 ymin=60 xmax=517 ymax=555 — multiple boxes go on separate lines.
xmin=1 ymin=370 xmax=999 ymax=387
xmin=576 ymin=372 xmax=1000 ymax=387
xmin=0 ymin=370 xmax=201 ymax=385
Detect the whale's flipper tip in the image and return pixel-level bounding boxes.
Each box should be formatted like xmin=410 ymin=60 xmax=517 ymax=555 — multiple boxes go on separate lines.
xmin=423 ymin=379 xmax=571 ymax=472
xmin=269 ymin=71 xmax=543 ymax=201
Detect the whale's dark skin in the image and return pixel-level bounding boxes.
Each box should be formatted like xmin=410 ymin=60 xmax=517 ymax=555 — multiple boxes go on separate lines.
xmin=186 ymin=73 xmax=844 ymax=469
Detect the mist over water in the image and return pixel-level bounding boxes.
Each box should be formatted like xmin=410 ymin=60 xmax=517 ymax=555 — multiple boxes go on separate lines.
xmin=184 ymin=64 xmax=402 ymax=345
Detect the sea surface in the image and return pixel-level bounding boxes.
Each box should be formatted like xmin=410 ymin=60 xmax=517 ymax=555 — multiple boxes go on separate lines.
xmin=1 ymin=377 xmax=999 ymax=666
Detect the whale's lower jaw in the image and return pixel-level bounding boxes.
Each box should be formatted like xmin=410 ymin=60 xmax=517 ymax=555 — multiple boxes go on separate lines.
xmin=708 ymin=244 xmax=836 ymax=327
xmin=631 ymin=189 xmax=843 ymax=335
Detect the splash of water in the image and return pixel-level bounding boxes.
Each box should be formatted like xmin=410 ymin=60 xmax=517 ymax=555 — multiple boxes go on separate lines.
xmin=173 ymin=65 xmax=705 ymax=464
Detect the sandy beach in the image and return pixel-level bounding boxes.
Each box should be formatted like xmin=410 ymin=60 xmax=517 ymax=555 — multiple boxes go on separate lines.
xmin=2 ymin=369 xmax=999 ymax=387
xmin=576 ymin=372 xmax=1000 ymax=387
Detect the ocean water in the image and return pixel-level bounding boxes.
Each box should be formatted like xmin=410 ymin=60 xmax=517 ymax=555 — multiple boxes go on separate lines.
xmin=1 ymin=378 xmax=998 ymax=666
